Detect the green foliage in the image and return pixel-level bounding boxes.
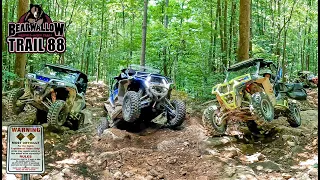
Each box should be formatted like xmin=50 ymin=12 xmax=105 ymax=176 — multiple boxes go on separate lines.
xmin=1 ymin=0 xmax=318 ymax=99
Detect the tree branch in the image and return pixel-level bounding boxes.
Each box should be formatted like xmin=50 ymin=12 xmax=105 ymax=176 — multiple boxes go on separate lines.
xmin=277 ymin=0 xmax=297 ymax=38
xmin=66 ymin=0 xmax=78 ymax=31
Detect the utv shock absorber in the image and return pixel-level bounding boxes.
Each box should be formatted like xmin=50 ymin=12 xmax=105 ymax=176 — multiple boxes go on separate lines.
xmin=51 ymin=89 xmax=57 ymax=103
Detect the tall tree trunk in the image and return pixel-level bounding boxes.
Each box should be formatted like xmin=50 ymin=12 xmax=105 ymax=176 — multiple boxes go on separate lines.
xmin=163 ymin=0 xmax=169 ymax=76
xmin=249 ymin=0 xmax=253 ymax=57
xmin=222 ymin=0 xmax=228 ymax=66
xmin=218 ymin=0 xmax=223 ymax=70
xmin=2 ymin=0 xmax=9 ymax=52
xmin=306 ymin=0 xmax=312 ymax=71
xmin=238 ymin=0 xmax=250 ymax=61
xmin=275 ymin=0 xmax=281 ymax=59
xmin=228 ymin=1 xmax=235 ymax=66
xmin=212 ymin=0 xmax=220 ymax=72
xmin=86 ymin=30 xmax=91 ymax=75
xmin=14 ymin=0 xmax=29 ymax=87
xmin=121 ymin=0 xmax=126 ymax=62
xmin=97 ymin=0 xmax=105 ymax=81
xmin=130 ymin=13 xmax=135 ymax=60
xmin=209 ymin=0 xmax=214 ymax=71
xmin=140 ymin=0 xmax=148 ymax=66
xmin=282 ymin=24 xmax=288 ymax=80
xmin=81 ymin=18 xmax=88 ymax=72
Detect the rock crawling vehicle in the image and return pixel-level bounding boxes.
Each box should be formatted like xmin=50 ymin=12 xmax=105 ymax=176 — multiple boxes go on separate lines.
xmin=97 ymin=64 xmax=186 ymax=134
xmin=295 ymin=71 xmax=318 ymax=88
xmin=202 ymin=58 xmax=305 ymax=136
xmin=7 ymin=64 xmax=89 ymax=130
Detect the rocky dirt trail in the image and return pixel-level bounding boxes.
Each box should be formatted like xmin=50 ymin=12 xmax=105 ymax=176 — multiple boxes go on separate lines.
xmin=2 ymin=83 xmax=318 ymax=180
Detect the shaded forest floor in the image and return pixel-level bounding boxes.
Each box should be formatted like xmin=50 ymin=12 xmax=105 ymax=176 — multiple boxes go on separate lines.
xmin=2 ymin=82 xmax=318 ymax=180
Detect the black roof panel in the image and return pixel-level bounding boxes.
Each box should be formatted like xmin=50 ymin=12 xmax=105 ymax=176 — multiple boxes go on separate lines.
xmin=44 ymin=63 xmax=86 ymax=76
xmin=228 ymin=58 xmax=274 ymax=71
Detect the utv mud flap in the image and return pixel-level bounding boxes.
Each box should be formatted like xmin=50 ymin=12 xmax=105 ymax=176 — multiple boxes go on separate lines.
xmin=104 ymin=103 xmax=122 ymax=120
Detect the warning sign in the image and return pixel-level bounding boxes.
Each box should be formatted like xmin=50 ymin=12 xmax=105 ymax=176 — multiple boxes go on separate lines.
xmin=6 ymin=125 xmax=45 ymax=174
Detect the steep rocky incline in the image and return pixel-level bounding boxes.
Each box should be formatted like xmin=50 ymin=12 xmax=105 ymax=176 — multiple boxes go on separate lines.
xmin=1 ymin=84 xmax=318 ymax=180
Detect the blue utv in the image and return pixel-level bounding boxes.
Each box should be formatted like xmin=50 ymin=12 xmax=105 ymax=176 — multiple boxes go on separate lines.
xmin=97 ymin=64 xmax=186 ymax=133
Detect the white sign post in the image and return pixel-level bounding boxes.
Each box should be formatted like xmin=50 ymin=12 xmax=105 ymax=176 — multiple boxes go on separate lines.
xmin=6 ymin=125 xmax=45 ymax=179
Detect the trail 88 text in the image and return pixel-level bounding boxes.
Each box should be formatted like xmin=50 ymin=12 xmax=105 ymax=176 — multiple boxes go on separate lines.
xmin=46 ymin=37 xmax=66 ymax=52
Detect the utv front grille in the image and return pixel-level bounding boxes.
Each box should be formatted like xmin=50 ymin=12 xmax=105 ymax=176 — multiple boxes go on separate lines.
xmin=225 ymin=94 xmax=233 ymax=104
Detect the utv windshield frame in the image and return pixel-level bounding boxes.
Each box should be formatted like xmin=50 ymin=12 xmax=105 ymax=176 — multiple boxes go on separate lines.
xmin=225 ymin=58 xmax=276 ymax=81
xmin=35 ymin=64 xmax=88 ymax=84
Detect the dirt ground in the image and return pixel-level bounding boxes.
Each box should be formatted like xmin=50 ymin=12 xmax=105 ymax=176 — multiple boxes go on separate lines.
xmin=2 ymin=83 xmax=318 ymax=180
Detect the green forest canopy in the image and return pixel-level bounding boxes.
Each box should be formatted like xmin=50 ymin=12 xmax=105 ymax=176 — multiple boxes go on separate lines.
xmin=2 ymin=0 xmax=318 ymax=99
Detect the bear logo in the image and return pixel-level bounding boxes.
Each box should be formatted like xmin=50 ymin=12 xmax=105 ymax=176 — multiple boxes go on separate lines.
xmin=18 ymin=4 xmax=52 ymax=25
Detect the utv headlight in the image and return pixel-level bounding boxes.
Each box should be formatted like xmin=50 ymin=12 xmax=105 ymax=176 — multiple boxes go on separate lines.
xmin=26 ymin=73 xmax=35 ymax=79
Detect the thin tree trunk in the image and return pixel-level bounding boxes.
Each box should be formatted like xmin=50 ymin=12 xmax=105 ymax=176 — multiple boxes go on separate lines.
xmin=249 ymin=0 xmax=252 ymax=57
xmin=86 ymin=29 xmax=91 ymax=75
xmin=238 ymin=0 xmax=250 ymax=61
xmin=228 ymin=1 xmax=235 ymax=65
xmin=140 ymin=0 xmax=148 ymax=66
xmin=271 ymin=0 xmax=275 ymax=53
xmin=223 ymin=0 xmax=228 ymax=66
xmin=97 ymin=0 xmax=105 ymax=81
xmin=163 ymin=0 xmax=169 ymax=76
xmin=306 ymin=0 xmax=312 ymax=71
xmin=14 ymin=0 xmax=29 ymax=87
xmin=212 ymin=0 xmax=220 ymax=72
xmin=130 ymin=13 xmax=134 ymax=60
xmin=121 ymin=0 xmax=126 ymax=62
xmin=81 ymin=19 xmax=88 ymax=72
xmin=209 ymin=0 xmax=214 ymax=71
xmin=218 ymin=0 xmax=223 ymax=70
xmin=2 ymin=0 xmax=9 ymax=52
xmin=282 ymin=22 xmax=288 ymax=80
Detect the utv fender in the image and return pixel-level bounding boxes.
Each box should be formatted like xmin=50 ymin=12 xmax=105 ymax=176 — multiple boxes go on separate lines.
xmin=118 ymin=79 xmax=132 ymax=101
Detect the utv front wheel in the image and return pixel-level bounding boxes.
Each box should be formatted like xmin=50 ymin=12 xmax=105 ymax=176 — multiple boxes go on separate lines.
xmin=286 ymin=103 xmax=301 ymax=127
xmin=47 ymin=100 xmax=68 ymax=127
xmin=202 ymin=104 xmax=226 ymax=136
xmin=166 ymin=100 xmax=186 ymax=128
xmin=251 ymin=92 xmax=274 ymax=123
xmin=7 ymin=88 xmax=25 ymax=115
xmin=122 ymin=91 xmax=141 ymax=122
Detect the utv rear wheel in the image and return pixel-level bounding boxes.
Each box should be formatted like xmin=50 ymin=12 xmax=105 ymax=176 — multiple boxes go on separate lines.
xmin=251 ymin=92 xmax=274 ymax=123
xmin=166 ymin=100 xmax=186 ymax=128
xmin=47 ymin=100 xmax=68 ymax=127
xmin=122 ymin=91 xmax=141 ymax=122
xmin=202 ymin=104 xmax=226 ymax=136
xmin=7 ymin=88 xmax=25 ymax=115
xmin=286 ymin=103 xmax=301 ymax=127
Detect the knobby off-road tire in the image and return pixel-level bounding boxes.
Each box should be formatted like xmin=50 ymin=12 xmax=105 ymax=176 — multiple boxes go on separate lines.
xmin=251 ymin=92 xmax=274 ymax=125
xmin=286 ymin=103 xmax=301 ymax=127
xmin=166 ymin=100 xmax=186 ymax=129
xmin=47 ymin=100 xmax=68 ymax=127
xmin=7 ymin=88 xmax=25 ymax=115
xmin=97 ymin=116 xmax=110 ymax=136
xmin=122 ymin=91 xmax=141 ymax=122
xmin=202 ymin=104 xmax=226 ymax=136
